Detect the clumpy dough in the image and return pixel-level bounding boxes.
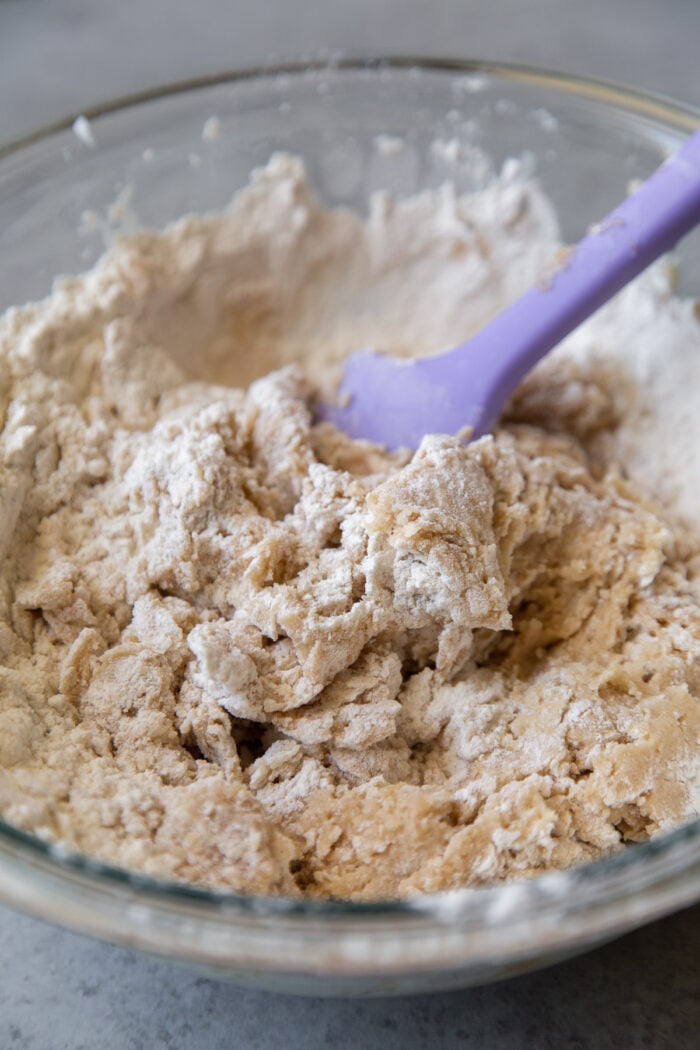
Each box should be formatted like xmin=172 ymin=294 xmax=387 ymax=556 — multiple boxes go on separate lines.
xmin=1 ymin=154 xmax=700 ymax=899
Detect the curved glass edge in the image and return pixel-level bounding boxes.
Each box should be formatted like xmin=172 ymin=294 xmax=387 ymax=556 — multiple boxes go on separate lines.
xmin=0 ymin=58 xmax=699 ymax=927
xmin=1 ymin=813 xmax=699 ymax=983
xmin=1 ymin=55 xmax=699 ymax=162
xmin=1 ymin=809 xmax=699 ymax=922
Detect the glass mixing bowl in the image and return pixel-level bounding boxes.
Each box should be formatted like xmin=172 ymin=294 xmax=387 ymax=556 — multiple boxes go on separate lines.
xmin=1 ymin=59 xmax=700 ymax=997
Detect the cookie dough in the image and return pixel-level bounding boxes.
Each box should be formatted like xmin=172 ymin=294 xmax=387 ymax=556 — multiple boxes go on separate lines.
xmin=1 ymin=155 xmax=699 ymax=898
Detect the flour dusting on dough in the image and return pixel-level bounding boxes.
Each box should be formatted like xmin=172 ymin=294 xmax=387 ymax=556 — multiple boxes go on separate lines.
xmin=1 ymin=155 xmax=700 ymax=899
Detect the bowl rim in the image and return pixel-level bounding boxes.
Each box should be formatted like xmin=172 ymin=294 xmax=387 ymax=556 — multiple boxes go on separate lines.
xmin=1 ymin=56 xmax=699 ymax=960
xmin=2 ymin=53 xmax=700 ymax=161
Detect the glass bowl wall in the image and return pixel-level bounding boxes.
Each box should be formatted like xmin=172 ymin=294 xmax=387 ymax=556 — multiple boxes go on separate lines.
xmin=1 ymin=60 xmax=699 ymax=996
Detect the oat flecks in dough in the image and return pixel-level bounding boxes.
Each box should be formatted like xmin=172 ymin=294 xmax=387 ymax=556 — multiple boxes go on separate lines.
xmin=1 ymin=154 xmax=700 ymax=899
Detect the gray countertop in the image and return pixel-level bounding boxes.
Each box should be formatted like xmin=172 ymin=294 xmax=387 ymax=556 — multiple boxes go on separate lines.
xmin=1 ymin=1 xmax=700 ymax=1046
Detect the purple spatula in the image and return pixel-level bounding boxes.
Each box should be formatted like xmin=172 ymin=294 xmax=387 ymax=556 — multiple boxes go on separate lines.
xmin=319 ymin=127 xmax=700 ymax=449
